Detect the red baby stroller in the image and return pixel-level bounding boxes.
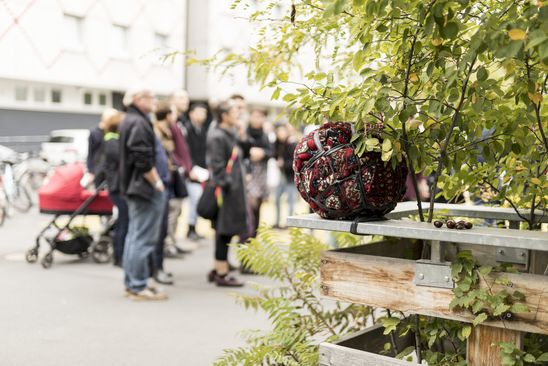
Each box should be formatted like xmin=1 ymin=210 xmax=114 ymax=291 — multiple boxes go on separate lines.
xmin=25 ymin=163 xmax=114 ymax=269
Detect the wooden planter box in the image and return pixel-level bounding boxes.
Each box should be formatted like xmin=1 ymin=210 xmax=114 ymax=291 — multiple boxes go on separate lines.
xmin=288 ymin=203 xmax=548 ymax=365
xmin=320 ymin=324 xmax=418 ymax=366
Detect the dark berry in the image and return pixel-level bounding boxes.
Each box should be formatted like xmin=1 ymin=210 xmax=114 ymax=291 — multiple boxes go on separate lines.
xmin=433 ymin=220 xmax=443 ymax=228
xmin=456 ymin=223 xmax=465 ymax=230
xmin=457 ymin=220 xmax=466 ymax=225
xmin=464 ymin=221 xmax=473 ymax=229
xmin=446 ymin=220 xmax=456 ymax=229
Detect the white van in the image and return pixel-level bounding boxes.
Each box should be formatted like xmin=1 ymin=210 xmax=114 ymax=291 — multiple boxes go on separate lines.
xmin=40 ymin=129 xmax=89 ymax=165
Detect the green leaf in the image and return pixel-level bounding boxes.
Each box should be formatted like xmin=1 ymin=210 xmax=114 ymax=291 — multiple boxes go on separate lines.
xmin=493 ymin=303 xmax=511 ymax=316
xmin=461 ymin=325 xmax=472 ymax=339
xmin=478 ymin=265 xmax=492 ymax=275
xmin=271 ymin=87 xmax=281 ymax=100
xmin=440 ymin=21 xmax=459 ymax=40
xmin=381 ymin=317 xmax=400 ymax=335
xmin=473 ymin=312 xmax=488 ymax=326
xmin=510 ymin=302 xmax=529 ymax=314
xmin=523 ymin=353 xmax=536 ymax=363
xmin=536 ymin=353 xmax=548 ymax=362
xmin=477 ymin=67 xmax=488 ymax=82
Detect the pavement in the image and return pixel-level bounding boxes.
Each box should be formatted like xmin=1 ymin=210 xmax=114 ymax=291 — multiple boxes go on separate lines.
xmin=0 ymin=206 xmax=273 ymax=366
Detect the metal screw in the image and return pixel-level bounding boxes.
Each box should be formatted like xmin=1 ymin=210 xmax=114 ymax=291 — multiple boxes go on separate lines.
xmin=418 ymin=273 xmax=424 ymax=280
xmin=520 ymin=252 xmax=525 ymax=257
xmin=498 ymin=249 xmax=505 ymax=255
xmin=444 ymin=276 xmax=450 ymax=282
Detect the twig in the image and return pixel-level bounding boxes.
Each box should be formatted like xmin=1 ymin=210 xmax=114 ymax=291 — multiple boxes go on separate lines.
xmin=428 ymin=55 xmax=477 ymax=222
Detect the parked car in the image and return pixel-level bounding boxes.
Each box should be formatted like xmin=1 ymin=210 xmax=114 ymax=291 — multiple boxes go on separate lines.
xmin=40 ymin=129 xmax=89 ymax=165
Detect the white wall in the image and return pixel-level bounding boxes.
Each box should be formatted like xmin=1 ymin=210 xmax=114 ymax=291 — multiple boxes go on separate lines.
xmin=0 ymin=0 xmax=186 ymax=111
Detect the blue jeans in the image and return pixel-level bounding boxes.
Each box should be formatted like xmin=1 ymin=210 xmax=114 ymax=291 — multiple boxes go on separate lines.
xmin=275 ymin=175 xmax=297 ymax=227
xmin=123 ymin=190 xmax=166 ymax=292
xmin=109 ymin=193 xmax=129 ymax=264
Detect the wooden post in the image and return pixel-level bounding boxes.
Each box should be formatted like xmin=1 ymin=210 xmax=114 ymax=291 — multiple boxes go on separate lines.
xmin=467 ymin=326 xmax=522 ymax=366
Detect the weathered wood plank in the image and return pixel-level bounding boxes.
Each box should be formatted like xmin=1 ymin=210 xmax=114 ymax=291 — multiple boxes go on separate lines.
xmin=319 ymin=342 xmax=415 ymax=366
xmin=321 ymin=250 xmax=548 ymax=335
xmin=320 ymin=325 xmax=418 ymax=366
xmin=467 ymin=326 xmax=522 ymax=366
xmin=287 ymin=214 xmax=548 ymax=251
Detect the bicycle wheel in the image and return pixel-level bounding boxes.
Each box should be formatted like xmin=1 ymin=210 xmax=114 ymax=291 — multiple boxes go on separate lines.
xmin=11 ymin=183 xmax=32 ymax=213
xmin=0 ymin=205 xmax=5 ymax=226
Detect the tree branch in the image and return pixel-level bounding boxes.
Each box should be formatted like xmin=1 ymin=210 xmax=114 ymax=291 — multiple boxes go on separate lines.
xmin=428 ymin=55 xmax=477 ymax=222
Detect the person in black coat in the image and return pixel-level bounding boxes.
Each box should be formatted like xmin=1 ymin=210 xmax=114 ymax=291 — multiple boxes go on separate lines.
xmin=206 ymin=100 xmax=248 ymax=287
xmin=94 ymin=110 xmax=127 ymax=267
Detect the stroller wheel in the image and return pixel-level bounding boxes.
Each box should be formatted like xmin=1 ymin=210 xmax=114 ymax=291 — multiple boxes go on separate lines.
xmin=26 ymin=249 xmax=38 ymax=263
xmin=78 ymin=251 xmax=90 ymax=259
xmin=41 ymin=253 xmax=53 ymax=269
xmin=91 ymin=236 xmax=113 ymax=264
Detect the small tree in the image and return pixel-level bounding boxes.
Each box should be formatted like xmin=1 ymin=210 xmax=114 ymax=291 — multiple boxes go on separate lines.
xmin=214 ymin=228 xmax=372 ymax=366
xmin=196 ymin=0 xmax=546 ymax=225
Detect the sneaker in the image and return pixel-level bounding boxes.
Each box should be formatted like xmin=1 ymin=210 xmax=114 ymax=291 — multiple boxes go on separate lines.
xmin=187 ymin=231 xmax=205 ymax=242
xmin=155 ymin=270 xmax=174 ymax=285
xmin=215 ymin=273 xmax=244 ymax=287
xmin=164 ymin=245 xmax=182 ymax=258
xmin=126 ymin=287 xmax=168 ymax=301
xmin=175 ymin=245 xmax=193 ymax=255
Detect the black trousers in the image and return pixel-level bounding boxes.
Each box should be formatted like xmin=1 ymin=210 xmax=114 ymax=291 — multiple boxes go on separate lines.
xmin=215 ymin=232 xmax=233 ymax=261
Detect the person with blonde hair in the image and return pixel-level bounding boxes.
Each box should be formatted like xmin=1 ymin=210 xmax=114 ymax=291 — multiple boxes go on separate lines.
xmin=94 ymin=109 xmax=127 ymax=266
xmin=84 ymin=108 xmax=120 ymax=187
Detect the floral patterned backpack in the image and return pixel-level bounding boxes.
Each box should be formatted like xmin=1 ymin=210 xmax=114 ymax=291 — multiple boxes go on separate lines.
xmin=293 ymin=122 xmax=408 ymax=220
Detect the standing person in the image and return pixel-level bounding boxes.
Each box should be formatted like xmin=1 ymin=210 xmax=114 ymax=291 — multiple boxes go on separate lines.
xmin=83 ymin=108 xmax=117 ymax=187
xmin=241 ymin=107 xmax=272 ymax=239
xmin=273 ymin=122 xmax=298 ymax=229
xmin=166 ymin=89 xmax=193 ymax=254
xmin=94 ymin=110 xmax=127 ymax=267
xmin=206 ymin=100 xmax=248 ymax=287
xmin=151 ymin=101 xmax=180 ymax=284
xmin=183 ymin=103 xmax=209 ymax=241
xmin=119 ymin=88 xmax=168 ymax=301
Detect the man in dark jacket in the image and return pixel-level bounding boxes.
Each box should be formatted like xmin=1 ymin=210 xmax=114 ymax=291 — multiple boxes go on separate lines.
xmin=119 ymin=88 xmax=167 ymax=301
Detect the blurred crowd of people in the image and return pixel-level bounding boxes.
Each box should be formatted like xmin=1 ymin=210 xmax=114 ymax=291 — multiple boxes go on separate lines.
xmin=85 ymin=88 xmax=298 ymax=301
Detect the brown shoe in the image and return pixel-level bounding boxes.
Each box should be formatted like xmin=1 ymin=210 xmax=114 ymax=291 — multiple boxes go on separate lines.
xmin=207 ymin=269 xmax=217 ymax=283
xmin=126 ymin=287 xmax=168 ymax=301
xmin=215 ymin=273 xmax=244 ymax=287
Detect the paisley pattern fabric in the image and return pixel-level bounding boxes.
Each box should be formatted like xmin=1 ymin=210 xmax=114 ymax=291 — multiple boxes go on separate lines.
xmin=293 ymin=122 xmax=408 ymax=220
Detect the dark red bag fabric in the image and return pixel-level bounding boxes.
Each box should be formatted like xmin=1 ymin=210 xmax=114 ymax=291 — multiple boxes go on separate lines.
xmin=293 ymin=122 xmax=407 ymax=220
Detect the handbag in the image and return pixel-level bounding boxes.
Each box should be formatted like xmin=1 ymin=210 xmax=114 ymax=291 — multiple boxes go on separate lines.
xmin=172 ymin=170 xmax=188 ymax=199
xmin=197 ymin=146 xmax=239 ymax=220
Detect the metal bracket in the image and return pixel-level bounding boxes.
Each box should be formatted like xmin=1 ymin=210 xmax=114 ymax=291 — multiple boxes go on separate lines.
xmin=414 ymin=260 xmax=454 ymax=289
xmin=496 ymin=247 xmax=529 ymax=266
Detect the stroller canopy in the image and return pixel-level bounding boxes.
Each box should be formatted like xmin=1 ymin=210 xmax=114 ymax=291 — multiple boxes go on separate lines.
xmin=39 ymin=163 xmax=112 ymax=215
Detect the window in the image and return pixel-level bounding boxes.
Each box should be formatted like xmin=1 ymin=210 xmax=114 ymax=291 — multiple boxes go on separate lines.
xmin=33 ymin=88 xmax=46 ymax=102
xmin=15 ymin=86 xmax=28 ymax=101
xmin=83 ymin=92 xmax=93 ymax=105
xmin=154 ymin=33 xmax=168 ymax=48
xmin=111 ymin=24 xmax=129 ymax=58
xmin=98 ymin=93 xmax=107 ymax=106
xmin=63 ymin=14 xmax=83 ymax=49
xmin=51 ymin=89 xmax=62 ymax=103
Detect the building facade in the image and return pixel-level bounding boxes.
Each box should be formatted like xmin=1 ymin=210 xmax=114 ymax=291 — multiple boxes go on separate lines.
xmin=0 ymin=0 xmax=186 ymax=149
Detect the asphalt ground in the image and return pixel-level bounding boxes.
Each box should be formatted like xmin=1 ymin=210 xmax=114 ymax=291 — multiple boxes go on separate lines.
xmin=0 ymin=204 xmax=276 ymax=366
